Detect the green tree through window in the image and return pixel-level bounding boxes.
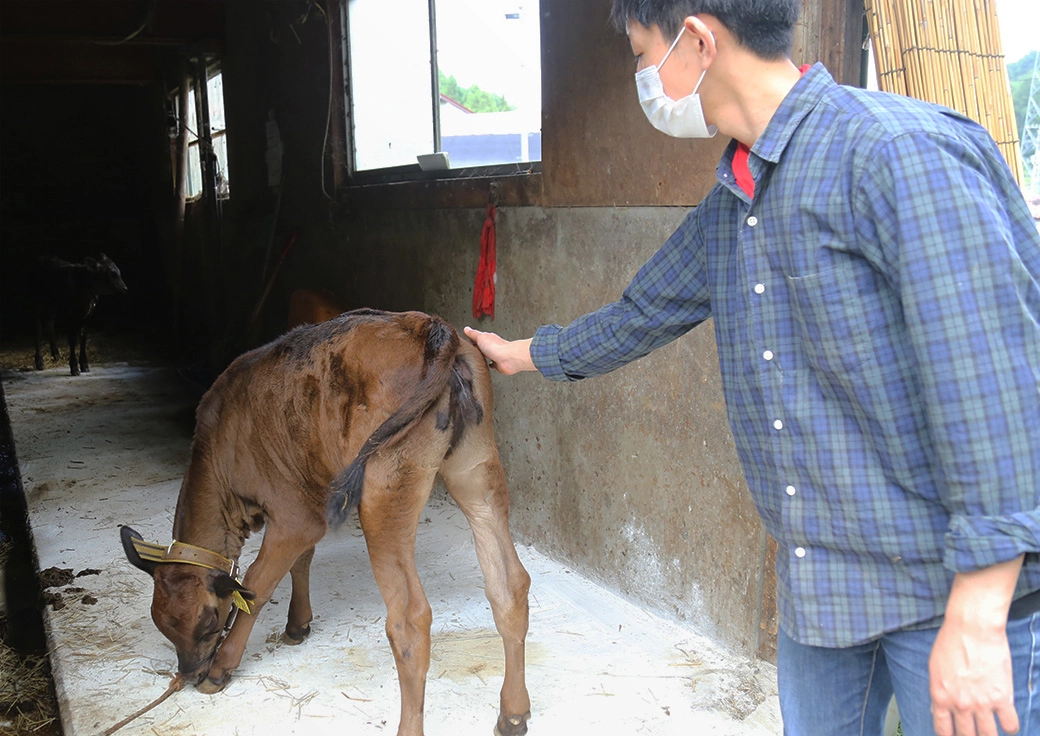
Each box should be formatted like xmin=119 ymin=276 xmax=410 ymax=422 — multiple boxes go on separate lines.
xmin=438 ymin=71 xmax=514 ymax=113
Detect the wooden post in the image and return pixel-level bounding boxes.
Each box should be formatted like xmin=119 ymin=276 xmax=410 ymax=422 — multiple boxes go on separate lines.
xmin=820 ymin=0 xmax=867 ymax=86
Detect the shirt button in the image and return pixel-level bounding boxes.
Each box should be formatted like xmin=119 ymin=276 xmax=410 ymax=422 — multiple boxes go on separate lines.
xmin=747 ymin=216 xmax=759 ymax=227
xmin=754 ymin=283 xmax=765 ymax=294
xmin=773 ymin=419 xmax=783 ymax=430
xmin=763 ymin=350 xmax=774 ymax=361
xmin=785 ymin=485 xmax=796 ymax=496
xmin=794 ymin=547 xmax=806 ymax=558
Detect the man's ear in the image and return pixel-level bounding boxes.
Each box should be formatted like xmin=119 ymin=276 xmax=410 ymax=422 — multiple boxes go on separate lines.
xmin=212 ymin=573 xmax=255 ymax=603
xmin=120 ymin=525 xmax=159 ymax=576
xmin=683 ymin=15 xmax=718 ymax=61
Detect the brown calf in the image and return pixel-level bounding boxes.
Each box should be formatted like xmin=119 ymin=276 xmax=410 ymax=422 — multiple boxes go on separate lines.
xmin=121 ymin=309 xmax=531 ymax=736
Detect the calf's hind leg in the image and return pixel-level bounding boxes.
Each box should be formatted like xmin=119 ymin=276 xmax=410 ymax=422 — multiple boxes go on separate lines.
xmin=359 ymin=462 xmax=437 ymax=736
xmin=47 ymin=316 xmax=60 ymax=362
xmin=440 ymin=447 xmax=531 ymax=736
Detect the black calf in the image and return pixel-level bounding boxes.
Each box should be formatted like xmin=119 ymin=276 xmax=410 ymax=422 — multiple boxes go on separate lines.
xmin=31 ymin=254 xmax=128 ymax=376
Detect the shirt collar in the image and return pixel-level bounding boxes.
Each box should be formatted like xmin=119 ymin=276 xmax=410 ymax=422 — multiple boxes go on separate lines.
xmin=750 ymin=62 xmax=834 ymax=164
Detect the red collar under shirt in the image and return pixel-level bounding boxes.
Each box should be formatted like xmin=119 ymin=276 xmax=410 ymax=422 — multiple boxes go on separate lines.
xmin=732 ymin=64 xmax=811 ymax=198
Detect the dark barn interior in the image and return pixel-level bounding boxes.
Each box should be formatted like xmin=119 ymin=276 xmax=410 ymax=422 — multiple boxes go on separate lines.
xmin=0 ymin=0 xmax=871 ymax=732
xmin=0 ymin=1 xmax=225 ymax=355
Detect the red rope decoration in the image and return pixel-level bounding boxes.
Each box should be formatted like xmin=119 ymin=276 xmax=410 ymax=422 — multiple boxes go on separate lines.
xmin=473 ymin=203 xmax=497 ymax=319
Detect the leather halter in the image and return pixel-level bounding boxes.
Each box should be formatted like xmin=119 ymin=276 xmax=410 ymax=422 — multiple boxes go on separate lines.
xmin=130 ymin=537 xmax=238 ymax=578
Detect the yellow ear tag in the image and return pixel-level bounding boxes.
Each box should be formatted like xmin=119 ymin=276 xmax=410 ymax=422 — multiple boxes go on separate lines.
xmin=232 ymin=590 xmax=252 ymax=615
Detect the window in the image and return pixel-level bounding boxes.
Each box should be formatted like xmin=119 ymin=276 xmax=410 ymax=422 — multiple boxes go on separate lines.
xmin=346 ymin=0 xmax=541 ymax=175
xmin=184 ymin=71 xmax=230 ymax=198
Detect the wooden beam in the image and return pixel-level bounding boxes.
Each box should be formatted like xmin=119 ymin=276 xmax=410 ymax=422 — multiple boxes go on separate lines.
xmin=0 ymin=38 xmax=162 ymax=84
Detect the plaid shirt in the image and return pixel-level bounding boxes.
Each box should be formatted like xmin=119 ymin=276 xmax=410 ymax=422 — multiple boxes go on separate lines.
xmin=531 ymin=64 xmax=1040 ymax=648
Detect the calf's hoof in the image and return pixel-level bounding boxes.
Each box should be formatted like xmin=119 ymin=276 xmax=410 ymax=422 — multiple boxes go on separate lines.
xmin=495 ymin=711 xmax=530 ymax=736
xmin=196 ymin=675 xmax=230 ymax=695
xmin=281 ymin=624 xmax=311 ymax=646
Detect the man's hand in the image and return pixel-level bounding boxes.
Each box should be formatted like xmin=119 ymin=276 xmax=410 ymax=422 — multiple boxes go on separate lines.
xmin=463 ymin=327 xmax=536 ymax=375
xmin=930 ymin=555 xmax=1023 ymax=736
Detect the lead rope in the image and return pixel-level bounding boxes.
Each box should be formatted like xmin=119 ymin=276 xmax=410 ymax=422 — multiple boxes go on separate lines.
xmin=99 ymin=673 xmax=184 ymax=735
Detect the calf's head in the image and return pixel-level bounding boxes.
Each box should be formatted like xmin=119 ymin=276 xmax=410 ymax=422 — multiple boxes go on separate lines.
xmin=120 ymin=526 xmax=254 ymax=685
xmin=89 ymin=253 xmax=129 ymax=296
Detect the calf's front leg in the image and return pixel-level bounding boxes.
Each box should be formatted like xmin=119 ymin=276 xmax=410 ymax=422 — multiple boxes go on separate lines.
xmin=199 ymin=525 xmax=323 ymax=693
xmin=282 ymin=546 xmax=315 ymax=645
xmin=66 ymin=325 xmax=80 ymax=375
xmin=77 ymin=327 xmax=90 ymax=373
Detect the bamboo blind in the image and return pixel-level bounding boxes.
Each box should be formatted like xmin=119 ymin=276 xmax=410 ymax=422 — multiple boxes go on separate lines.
xmin=863 ymin=0 xmax=1024 ymax=185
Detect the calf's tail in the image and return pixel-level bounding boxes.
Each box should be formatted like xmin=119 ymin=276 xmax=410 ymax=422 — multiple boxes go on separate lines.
xmin=327 ymin=317 xmax=459 ymax=528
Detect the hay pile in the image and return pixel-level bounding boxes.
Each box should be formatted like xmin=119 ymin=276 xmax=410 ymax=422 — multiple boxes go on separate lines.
xmin=0 ymin=541 xmax=60 ymax=736
xmin=0 ymin=639 xmax=59 ymax=734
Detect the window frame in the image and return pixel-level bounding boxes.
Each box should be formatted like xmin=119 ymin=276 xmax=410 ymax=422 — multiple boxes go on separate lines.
xmin=187 ymin=66 xmax=229 ymax=201
xmin=175 ymin=63 xmax=230 ymax=202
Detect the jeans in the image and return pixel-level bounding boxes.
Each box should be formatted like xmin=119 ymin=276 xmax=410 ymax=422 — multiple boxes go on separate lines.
xmin=777 ymin=611 xmax=1040 ymax=736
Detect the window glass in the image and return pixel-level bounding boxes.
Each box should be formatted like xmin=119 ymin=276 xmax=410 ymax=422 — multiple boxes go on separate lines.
xmin=346 ymin=0 xmax=541 ymax=174
xmin=185 ymin=71 xmax=230 ymax=199
xmin=348 ymin=0 xmax=436 ymax=171
xmin=435 ymin=1 xmax=541 ymax=168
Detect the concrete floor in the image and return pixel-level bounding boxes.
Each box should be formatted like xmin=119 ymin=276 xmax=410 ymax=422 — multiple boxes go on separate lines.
xmin=2 ymin=362 xmax=782 ymax=736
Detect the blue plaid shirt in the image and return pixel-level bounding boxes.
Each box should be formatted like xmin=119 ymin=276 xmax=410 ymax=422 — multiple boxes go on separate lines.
xmin=531 ymin=64 xmax=1040 ymax=648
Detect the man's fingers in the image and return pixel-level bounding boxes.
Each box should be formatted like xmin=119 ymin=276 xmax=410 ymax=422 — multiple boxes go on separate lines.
xmin=997 ymin=700 xmax=1021 ymax=735
xmin=933 ymin=706 xmax=955 ymax=736
xmin=463 ymin=327 xmax=501 ymax=371
xmin=953 ymin=709 xmax=979 ymax=736
xmin=933 ymin=705 xmax=1013 ymax=736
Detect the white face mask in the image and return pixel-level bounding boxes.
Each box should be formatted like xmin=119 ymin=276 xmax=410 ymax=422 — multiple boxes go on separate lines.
xmin=635 ymin=27 xmax=717 ymax=138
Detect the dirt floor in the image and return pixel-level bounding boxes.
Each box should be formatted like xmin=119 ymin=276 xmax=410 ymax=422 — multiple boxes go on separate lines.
xmin=0 ymin=330 xmax=177 ymax=736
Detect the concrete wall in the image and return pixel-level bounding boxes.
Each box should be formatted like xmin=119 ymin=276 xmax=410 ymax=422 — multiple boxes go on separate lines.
xmin=349 ymin=205 xmax=766 ymax=653
xmin=218 ymin=0 xmax=864 ymax=659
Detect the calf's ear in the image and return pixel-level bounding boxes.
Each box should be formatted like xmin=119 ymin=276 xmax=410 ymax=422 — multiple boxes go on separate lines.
xmin=120 ymin=525 xmax=159 ymax=576
xmin=213 ymin=573 xmax=256 ymax=614
xmin=212 ymin=573 xmax=255 ymax=602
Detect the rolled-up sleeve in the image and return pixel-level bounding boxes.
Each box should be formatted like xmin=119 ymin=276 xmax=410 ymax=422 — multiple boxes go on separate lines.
xmin=857 ymin=125 xmax=1040 ymax=573
xmin=530 ymin=209 xmax=714 ymax=382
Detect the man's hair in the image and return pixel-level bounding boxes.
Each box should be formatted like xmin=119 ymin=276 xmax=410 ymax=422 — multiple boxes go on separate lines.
xmin=609 ymin=0 xmax=801 ymax=60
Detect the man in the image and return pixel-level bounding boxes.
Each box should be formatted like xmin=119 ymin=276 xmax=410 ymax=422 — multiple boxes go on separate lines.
xmin=464 ymin=1 xmax=1040 ymax=735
